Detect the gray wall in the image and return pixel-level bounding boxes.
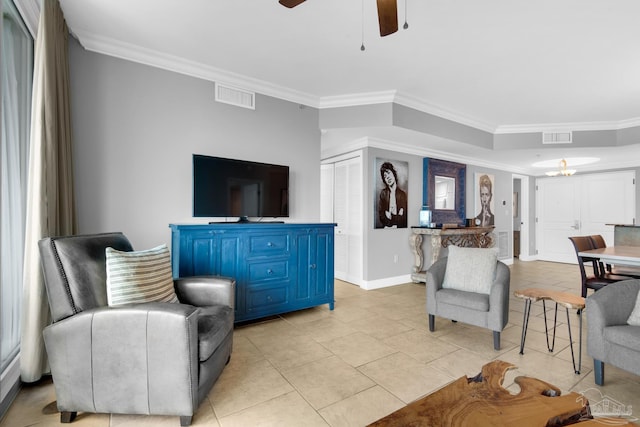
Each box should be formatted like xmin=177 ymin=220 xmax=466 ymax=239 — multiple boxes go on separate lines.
xmin=364 ymin=147 xmax=424 ymax=281
xmin=465 ymin=164 xmax=517 ymax=259
xmin=69 ymin=39 xmax=322 ymax=249
xmin=67 ymin=37 xmax=640 ymax=284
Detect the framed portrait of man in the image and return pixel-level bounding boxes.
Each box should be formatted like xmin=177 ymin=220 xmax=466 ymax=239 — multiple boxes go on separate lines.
xmin=474 ymin=173 xmax=495 ymax=227
xmin=374 ymin=158 xmax=408 ymax=229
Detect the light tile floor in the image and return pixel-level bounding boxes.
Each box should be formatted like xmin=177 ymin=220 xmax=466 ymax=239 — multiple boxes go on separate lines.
xmin=2 ymin=260 xmax=640 ymax=426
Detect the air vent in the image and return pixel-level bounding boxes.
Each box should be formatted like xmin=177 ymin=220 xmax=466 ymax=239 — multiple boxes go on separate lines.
xmin=542 ymin=131 xmax=572 ymax=144
xmin=215 ymin=83 xmax=255 ymax=110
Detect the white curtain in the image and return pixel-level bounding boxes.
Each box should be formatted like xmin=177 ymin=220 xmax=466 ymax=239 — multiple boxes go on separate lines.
xmin=21 ymin=0 xmax=76 ymax=383
xmin=1 ymin=0 xmax=33 ymax=378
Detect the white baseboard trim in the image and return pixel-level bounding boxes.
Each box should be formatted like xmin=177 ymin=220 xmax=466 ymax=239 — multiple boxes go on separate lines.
xmin=360 ymin=274 xmax=414 ymax=290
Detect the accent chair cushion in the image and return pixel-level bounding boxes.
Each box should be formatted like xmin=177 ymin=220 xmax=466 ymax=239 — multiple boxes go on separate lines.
xmin=106 ymin=244 xmax=179 ymax=307
xmin=627 ymin=291 xmax=640 ymax=326
xmin=442 ymin=246 xmax=498 ymax=295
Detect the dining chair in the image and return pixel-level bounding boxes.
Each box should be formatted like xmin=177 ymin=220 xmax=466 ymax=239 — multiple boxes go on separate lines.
xmin=568 ymin=236 xmax=630 ymax=298
xmin=588 ymin=234 xmax=640 ymax=279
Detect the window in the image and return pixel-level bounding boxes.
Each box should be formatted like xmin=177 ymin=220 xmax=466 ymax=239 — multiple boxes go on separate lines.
xmin=1 ymin=0 xmax=34 ymax=396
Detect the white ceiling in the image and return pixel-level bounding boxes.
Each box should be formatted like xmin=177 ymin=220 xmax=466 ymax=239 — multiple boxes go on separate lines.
xmin=57 ymin=0 xmax=640 ymax=175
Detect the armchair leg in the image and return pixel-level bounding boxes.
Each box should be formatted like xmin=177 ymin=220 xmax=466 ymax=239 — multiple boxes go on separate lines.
xmin=428 ymin=314 xmax=435 ymax=332
xmin=493 ymin=331 xmax=500 ymax=350
xmin=594 ymin=359 xmax=605 ymax=386
xmin=180 ymin=415 xmax=193 ymax=426
xmin=60 ymin=411 xmax=77 ymax=423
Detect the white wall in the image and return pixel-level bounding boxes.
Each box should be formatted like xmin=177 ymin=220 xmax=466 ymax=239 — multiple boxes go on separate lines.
xmin=68 ymin=39 xmax=322 ymax=249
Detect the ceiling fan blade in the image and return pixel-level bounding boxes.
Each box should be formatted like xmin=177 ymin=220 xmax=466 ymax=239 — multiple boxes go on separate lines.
xmin=376 ymin=0 xmax=398 ymax=36
xmin=279 ymin=0 xmax=306 ymax=8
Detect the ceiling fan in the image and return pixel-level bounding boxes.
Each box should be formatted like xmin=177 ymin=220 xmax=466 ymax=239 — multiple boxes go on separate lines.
xmin=278 ymin=0 xmax=398 ymax=37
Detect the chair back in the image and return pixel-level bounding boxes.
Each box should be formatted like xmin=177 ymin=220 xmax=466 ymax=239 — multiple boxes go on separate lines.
xmin=568 ymin=236 xmax=597 ymax=282
xmin=589 ymin=234 xmax=607 ymax=249
xmin=38 ymin=232 xmax=133 ymax=322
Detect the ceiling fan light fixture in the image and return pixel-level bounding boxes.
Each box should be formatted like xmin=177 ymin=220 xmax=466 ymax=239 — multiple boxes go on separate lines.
xmin=545 ymin=159 xmax=576 ymax=177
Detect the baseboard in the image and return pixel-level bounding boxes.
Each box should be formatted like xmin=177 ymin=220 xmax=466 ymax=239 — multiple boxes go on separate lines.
xmin=360 ymin=274 xmax=414 ymax=290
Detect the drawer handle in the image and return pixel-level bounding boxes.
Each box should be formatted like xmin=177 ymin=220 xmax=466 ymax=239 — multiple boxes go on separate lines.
xmin=267 ymin=269 xmax=274 ymax=275
xmin=310 ymin=264 xmax=317 ymax=269
xmin=267 ymin=242 xmax=274 ymax=247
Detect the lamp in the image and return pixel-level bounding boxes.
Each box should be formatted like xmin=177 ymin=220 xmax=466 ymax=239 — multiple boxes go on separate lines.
xmin=545 ymin=159 xmax=576 ymax=177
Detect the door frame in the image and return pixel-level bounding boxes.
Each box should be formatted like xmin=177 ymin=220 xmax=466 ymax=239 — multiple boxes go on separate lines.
xmin=512 ymin=174 xmax=532 ymax=260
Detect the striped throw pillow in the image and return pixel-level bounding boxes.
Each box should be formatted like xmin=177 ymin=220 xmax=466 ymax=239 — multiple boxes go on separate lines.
xmin=105 ymin=244 xmax=179 ymax=307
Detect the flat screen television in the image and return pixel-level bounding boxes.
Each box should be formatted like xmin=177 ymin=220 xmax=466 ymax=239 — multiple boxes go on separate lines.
xmin=193 ymin=154 xmax=289 ymax=221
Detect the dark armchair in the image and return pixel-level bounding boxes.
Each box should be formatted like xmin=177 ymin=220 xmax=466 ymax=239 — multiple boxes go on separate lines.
xmin=38 ymin=232 xmax=235 ymax=426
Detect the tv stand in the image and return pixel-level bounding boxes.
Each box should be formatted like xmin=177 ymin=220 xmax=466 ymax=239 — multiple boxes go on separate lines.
xmin=170 ymin=223 xmax=336 ymax=323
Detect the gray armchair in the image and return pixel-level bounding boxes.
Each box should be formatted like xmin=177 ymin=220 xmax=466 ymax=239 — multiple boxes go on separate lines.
xmin=586 ymin=279 xmax=640 ymax=385
xmin=426 ymin=256 xmax=510 ymax=350
xmin=38 ymin=232 xmax=235 ymax=426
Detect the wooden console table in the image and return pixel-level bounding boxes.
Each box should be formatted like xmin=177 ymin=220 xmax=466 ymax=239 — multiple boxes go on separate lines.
xmin=369 ymin=360 xmax=638 ymax=426
xmin=410 ymin=226 xmax=495 ymax=283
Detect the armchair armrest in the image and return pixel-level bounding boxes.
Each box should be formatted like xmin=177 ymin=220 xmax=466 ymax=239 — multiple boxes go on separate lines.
xmin=174 ymin=276 xmax=235 ymax=310
xmin=488 ymin=261 xmax=511 ymax=331
xmin=44 ymin=303 xmax=200 ymax=416
xmin=426 ymin=257 xmax=447 ymax=314
xmin=586 ymin=280 xmax=639 ymax=361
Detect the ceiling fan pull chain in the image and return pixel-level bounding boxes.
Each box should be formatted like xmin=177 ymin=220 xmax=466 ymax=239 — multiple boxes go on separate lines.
xmin=361 ymin=0 xmax=366 ymax=51
xmin=403 ymin=0 xmax=409 ymax=29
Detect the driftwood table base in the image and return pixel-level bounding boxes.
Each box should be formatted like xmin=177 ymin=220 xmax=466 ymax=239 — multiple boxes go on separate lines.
xmin=368 ymin=360 xmax=637 ymax=427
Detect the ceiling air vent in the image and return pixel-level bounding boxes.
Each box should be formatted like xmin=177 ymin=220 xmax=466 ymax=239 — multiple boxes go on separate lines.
xmin=542 ymin=131 xmax=572 ymax=144
xmin=215 ymin=83 xmax=255 ymax=110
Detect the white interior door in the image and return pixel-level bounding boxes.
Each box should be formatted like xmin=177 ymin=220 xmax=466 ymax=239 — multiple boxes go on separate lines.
xmin=580 ymin=171 xmax=635 ymax=245
xmin=536 ymin=171 xmax=636 ymax=263
xmin=321 ymin=156 xmax=363 ymax=284
xmin=320 ymin=164 xmax=334 ymax=223
xmin=537 ymin=177 xmax=581 ymax=263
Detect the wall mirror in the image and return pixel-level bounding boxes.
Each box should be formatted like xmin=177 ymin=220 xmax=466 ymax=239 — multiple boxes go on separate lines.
xmin=434 ymin=176 xmax=456 ymax=210
xmin=423 ymin=158 xmax=466 ymax=225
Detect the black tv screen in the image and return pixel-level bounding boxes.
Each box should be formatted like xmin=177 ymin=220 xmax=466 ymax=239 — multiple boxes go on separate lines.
xmin=193 ymin=154 xmax=289 ymax=219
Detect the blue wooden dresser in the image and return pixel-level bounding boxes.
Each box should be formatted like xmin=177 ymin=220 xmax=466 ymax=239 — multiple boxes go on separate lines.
xmin=169 ymin=223 xmax=336 ymax=323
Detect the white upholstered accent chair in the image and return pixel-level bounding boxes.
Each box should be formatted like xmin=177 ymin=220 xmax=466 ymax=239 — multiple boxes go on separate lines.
xmin=426 ymin=246 xmax=510 ymax=350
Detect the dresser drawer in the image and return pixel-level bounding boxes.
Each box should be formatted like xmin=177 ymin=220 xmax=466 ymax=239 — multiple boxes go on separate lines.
xmin=246 ymin=283 xmax=289 ymax=312
xmin=248 ymin=260 xmax=289 ymax=282
xmin=248 ymin=234 xmax=289 ymax=256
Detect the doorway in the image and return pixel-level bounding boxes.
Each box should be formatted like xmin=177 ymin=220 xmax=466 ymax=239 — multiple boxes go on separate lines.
xmin=512 ymin=174 xmax=530 ymax=260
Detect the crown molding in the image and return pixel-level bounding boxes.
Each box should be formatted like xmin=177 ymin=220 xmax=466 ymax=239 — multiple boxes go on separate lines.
xmin=393 ymin=92 xmax=497 ymax=133
xmin=72 ymin=29 xmax=640 ymax=136
xmin=495 ymin=116 xmax=640 ymax=134
xmin=73 ymin=30 xmax=319 ymax=108
xmin=364 ymin=137 xmax=532 ymax=175
xmin=318 ymin=91 xmax=397 ymax=109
